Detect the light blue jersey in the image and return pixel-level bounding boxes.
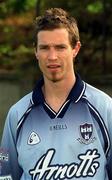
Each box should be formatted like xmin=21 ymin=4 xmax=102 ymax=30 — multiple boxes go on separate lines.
xmin=0 ymin=74 xmax=112 ymax=180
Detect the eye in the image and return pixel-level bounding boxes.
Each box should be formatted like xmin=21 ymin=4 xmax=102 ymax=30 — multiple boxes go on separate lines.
xmin=55 ymin=45 xmax=67 ymax=50
xmin=39 ymin=45 xmax=49 ymax=50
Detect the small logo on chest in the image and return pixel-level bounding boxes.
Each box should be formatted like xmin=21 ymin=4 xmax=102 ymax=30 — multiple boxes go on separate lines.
xmin=49 ymin=124 xmax=67 ymax=131
xmin=28 ymin=132 xmax=40 ymax=145
xmin=77 ymin=123 xmax=96 ymax=144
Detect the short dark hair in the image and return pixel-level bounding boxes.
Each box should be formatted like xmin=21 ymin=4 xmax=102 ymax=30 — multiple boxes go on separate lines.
xmin=33 ymin=8 xmax=80 ymax=48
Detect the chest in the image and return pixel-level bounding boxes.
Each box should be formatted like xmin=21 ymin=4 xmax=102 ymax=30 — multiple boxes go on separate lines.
xmin=17 ymin=102 xmax=106 ymax=179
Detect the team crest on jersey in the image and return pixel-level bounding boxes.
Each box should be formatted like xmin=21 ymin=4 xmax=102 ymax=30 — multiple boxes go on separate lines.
xmin=0 ymin=148 xmax=9 ymax=162
xmin=28 ymin=132 xmax=40 ymax=145
xmin=77 ymin=123 xmax=96 ymax=144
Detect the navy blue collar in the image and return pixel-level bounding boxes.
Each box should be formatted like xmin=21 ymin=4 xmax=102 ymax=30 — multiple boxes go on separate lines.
xmin=32 ymin=74 xmax=85 ymax=106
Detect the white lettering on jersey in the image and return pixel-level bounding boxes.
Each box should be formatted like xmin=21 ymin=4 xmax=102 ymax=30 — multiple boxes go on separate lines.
xmin=0 ymin=175 xmax=12 ymax=180
xmin=29 ymin=149 xmax=100 ymax=179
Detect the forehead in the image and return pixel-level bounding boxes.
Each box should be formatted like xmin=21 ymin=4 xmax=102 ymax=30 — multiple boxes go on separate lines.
xmin=37 ymin=28 xmax=70 ymax=45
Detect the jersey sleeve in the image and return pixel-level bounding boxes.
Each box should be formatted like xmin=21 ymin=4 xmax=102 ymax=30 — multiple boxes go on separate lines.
xmin=0 ymin=106 xmax=23 ymax=180
xmin=107 ymin=99 xmax=112 ymax=179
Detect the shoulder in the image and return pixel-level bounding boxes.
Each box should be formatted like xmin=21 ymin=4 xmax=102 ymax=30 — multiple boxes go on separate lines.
xmin=84 ymin=83 xmax=112 ymax=116
xmin=3 ymin=92 xmax=33 ymax=140
xmin=12 ymin=92 xmax=33 ymax=109
xmin=7 ymin=92 xmax=33 ymax=122
xmin=85 ymin=83 xmax=112 ymax=103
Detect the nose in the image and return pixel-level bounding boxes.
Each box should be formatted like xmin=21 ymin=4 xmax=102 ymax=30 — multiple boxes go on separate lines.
xmin=47 ymin=47 xmax=57 ymax=60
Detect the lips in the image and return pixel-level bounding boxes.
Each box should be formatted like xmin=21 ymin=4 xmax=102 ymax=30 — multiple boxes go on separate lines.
xmin=47 ymin=64 xmax=61 ymax=69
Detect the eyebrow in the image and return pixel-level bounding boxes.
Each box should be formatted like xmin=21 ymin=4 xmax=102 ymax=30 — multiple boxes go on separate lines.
xmin=38 ymin=44 xmax=67 ymax=48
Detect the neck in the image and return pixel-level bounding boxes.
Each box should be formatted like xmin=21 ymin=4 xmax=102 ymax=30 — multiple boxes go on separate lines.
xmin=42 ymin=75 xmax=76 ymax=112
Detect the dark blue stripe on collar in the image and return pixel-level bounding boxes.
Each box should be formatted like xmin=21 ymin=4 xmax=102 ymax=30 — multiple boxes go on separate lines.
xmin=67 ymin=74 xmax=85 ymax=102
xmin=32 ymin=77 xmax=44 ymax=105
xmin=32 ymin=74 xmax=85 ymax=105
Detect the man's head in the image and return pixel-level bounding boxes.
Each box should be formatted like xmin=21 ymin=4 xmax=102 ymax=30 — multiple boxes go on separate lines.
xmin=34 ymin=8 xmax=80 ymax=49
xmin=34 ymin=8 xmax=81 ymax=83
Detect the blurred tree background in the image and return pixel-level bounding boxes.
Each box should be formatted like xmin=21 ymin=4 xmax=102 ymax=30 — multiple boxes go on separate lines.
xmin=0 ymin=0 xmax=112 ymax=139
xmin=0 ymin=0 xmax=112 ymax=84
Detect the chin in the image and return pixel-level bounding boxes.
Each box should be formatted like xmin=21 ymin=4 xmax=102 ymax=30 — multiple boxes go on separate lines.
xmin=49 ymin=76 xmax=62 ymax=83
xmin=45 ymin=73 xmax=64 ymax=82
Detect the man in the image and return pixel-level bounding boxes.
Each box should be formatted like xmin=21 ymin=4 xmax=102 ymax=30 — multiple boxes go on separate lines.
xmin=0 ymin=8 xmax=112 ymax=180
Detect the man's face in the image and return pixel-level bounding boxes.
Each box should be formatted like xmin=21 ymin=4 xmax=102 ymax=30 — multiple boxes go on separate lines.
xmin=35 ymin=28 xmax=80 ymax=82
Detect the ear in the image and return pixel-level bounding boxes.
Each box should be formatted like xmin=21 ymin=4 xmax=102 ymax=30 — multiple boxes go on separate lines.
xmin=73 ymin=41 xmax=81 ymax=58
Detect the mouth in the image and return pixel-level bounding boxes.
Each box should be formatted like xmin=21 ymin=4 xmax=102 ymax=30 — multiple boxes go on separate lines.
xmin=47 ymin=64 xmax=61 ymax=69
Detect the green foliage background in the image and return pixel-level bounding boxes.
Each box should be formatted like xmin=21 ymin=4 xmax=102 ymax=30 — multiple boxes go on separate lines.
xmin=0 ymin=0 xmax=112 ymax=84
